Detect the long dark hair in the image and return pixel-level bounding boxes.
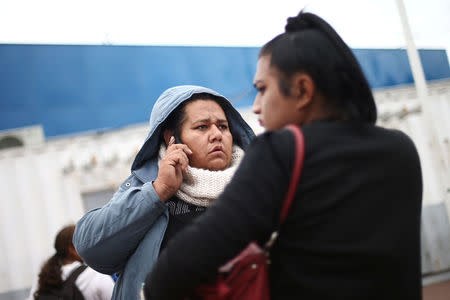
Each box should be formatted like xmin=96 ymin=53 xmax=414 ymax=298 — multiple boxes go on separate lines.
xmin=34 ymin=225 xmax=77 ymax=297
xmin=260 ymin=11 xmax=377 ymax=124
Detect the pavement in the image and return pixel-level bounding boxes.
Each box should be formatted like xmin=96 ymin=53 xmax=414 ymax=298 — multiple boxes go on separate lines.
xmin=423 ymin=279 xmax=450 ymax=300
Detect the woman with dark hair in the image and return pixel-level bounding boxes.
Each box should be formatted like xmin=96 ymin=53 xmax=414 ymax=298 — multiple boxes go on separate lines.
xmin=73 ymin=86 xmax=255 ymax=300
xmin=144 ymin=12 xmax=423 ymax=300
xmin=29 ymin=225 xmax=114 ymax=300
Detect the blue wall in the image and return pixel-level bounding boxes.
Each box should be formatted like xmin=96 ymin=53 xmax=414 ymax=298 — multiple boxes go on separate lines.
xmin=354 ymin=49 xmax=450 ymax=89
xmin=0 ymin=44 xmax=449 ymax=137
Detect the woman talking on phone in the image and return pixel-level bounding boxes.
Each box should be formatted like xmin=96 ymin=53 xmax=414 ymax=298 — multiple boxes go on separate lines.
xmin=73 ymin=85 xmax=255 ymax=300
xmin=145 ymin=12 xmax=423 ymax=300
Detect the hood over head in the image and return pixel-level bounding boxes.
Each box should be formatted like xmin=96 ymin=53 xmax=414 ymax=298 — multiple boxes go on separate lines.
xmin=131 ymin=85 xmax=255 ymax=172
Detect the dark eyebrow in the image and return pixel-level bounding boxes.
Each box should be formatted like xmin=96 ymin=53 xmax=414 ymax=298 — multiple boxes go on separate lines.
xmin=192 ymin=118 xmax=228 ymax=126
xmin=253 ymin=80 xmax=262 ymax=87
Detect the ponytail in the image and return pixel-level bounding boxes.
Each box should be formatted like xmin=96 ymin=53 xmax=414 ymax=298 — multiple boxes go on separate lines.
xmin=34 ymin=254 xmax=64 ymax=297
xmin=34 ymin=225 xmax=76 ymax=298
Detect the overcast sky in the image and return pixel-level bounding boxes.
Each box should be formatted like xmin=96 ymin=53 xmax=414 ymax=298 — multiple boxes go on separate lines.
xmin=0 ymin=0 xmax=449 ymax=58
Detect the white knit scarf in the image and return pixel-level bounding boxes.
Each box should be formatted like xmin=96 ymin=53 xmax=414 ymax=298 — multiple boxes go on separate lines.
xmin=157 ymin=144 xmax=244 ymax=207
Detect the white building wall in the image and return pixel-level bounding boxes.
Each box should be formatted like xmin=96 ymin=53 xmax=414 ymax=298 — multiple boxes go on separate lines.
xmin=374 ymin=84 xmax=450 ymax=277
xmin=0 ymin=149 xmax=84 ymax=294
xmin=0 ymin=125 xmax=147 ymax=296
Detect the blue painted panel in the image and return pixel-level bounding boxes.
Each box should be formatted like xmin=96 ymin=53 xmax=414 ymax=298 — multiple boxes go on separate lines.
xmin=353 ymin=48 xmax=450 ymax=88
xmin=0 ymin=45 xmax=259 ymax=136
xmin=0 ymin=44 xmax=449 ymax=137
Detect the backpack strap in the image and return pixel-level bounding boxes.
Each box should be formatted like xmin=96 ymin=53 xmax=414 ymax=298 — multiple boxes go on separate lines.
xmin=64 ymin=265 xmax=87 ymax=286
xmin=264 ymin=124 xmax=305 ymax=250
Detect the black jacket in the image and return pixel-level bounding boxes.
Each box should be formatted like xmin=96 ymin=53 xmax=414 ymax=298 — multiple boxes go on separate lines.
xmin=145 ymin=121 xmax=423 ymax=300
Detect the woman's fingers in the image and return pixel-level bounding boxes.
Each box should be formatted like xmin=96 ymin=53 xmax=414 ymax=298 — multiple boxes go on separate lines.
xmin=167 ymin=136 xmax=193 ymax=155
xmin=154 ymin=137 xmax=193 ymax=201
xmin=168 ymin=136 xmax=175 ymax=147
xmin=164 ymin=149 xmax=189 ymax=171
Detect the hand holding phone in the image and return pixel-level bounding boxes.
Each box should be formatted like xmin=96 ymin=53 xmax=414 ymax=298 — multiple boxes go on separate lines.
xmin=153 ymin=134 xmax=192 ymax=201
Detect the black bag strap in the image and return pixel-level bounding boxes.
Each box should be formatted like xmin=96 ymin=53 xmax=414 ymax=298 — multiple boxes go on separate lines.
xmin=64 ymin=265 xmax=87 ymax=286
xmin=265 ymin=124 xmax=305 ymax=250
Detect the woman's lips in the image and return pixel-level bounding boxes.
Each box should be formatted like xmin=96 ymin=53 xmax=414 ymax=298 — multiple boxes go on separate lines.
xmin=258 ymin=119 xmax=264 ymax=126
xmin=209 ymin=146 xmax=224 ymax=154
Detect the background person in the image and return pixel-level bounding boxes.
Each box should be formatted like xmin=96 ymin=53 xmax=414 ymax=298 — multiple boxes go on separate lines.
xmin=144 ymin=12 xmax=423 ymax=300
xmin=73 ymin=85 xmax=255 ymax=300
xmin=28 ymin=224 xmax=114 ymax=300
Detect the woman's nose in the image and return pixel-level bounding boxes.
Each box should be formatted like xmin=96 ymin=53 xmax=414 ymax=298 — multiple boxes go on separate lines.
xmin=252 ymin=96 xmax=261 ymax=114
xmin=209 ymin=125 xmax=222 ymax=141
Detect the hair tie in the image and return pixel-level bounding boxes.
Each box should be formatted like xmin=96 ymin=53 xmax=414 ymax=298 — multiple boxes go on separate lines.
xmin=285 ymin=16 xmax=312 ymax=32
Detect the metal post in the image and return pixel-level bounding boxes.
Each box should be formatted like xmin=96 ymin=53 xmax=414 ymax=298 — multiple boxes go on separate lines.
xmin=395 ymin=0 xmax=450 ymax=229
xmin=395 ymin=0 xmax=428 ymax=100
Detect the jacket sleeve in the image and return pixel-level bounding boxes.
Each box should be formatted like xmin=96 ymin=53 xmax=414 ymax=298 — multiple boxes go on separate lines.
xmin=144 ymin=130 xmax=295 ymax=299
xmin=73 ymin=174 xmax=167 ymax=274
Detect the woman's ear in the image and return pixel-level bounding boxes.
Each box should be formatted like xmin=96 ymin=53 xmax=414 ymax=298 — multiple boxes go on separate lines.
xmin=163 ymin=129 xmax=174 ymax=146
xmin=291 ymin=73 xmax=315 ymax=111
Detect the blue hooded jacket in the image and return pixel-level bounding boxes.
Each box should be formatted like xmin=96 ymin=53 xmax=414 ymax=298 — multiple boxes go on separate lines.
xmin=73 ymin=85 xmax=255 ymax=300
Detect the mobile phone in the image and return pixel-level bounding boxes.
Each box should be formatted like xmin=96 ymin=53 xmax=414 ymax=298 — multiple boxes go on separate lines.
xmin=174 ymin=134 xmax=183 ymax=144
